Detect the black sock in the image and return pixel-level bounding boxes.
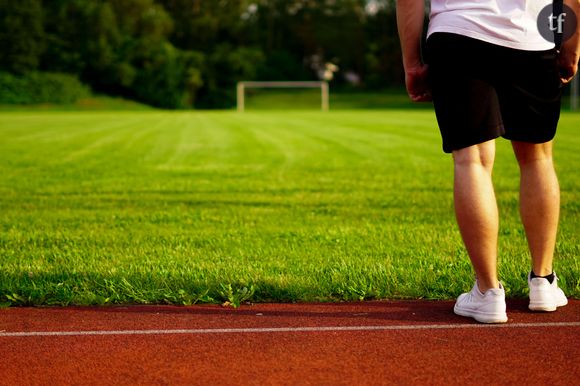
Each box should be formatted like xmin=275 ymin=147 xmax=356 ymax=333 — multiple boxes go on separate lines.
xmin=531 ymin=270 xmax=555 ymax=284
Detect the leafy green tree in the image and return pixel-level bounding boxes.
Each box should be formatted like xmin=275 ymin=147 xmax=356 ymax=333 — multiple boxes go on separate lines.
xmin=41 ymin=0 xmax=121 ymax=85
xmin=256 ymin=50 xmax=310 ymax=81
xmin=0 ymin=0 xmax=45 ymax=74
xmin=40 ymin=0 xmax=204 ymax=108
xmin=109 ymin=0 xmax=173 ymax=40
xmin=157 ymin=0 xmax=256 ymax=51
xmin=132 ymin=41 xmax=204 ymax=108
xmin=2 ymin=0 xmax=407 ymax=108
xmin=158 ymin=0 xmax=262 ymax=107
xmin=197 ymin=44 xmax=265 ymax=108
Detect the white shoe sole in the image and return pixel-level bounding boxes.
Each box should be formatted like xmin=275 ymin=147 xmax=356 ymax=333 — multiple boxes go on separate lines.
xmin=454 ymin=305 xmax=508 ymax=324
xmin=529 ymin=298 xmax=568 ymax=312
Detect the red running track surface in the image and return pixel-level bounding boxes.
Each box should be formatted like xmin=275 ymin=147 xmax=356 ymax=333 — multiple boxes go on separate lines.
xmin=0 ymin=299 xmax=578 ymax=386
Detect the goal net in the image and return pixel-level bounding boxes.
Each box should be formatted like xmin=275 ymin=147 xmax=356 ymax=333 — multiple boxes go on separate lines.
xmin=236 ymin=81 xmax=329 ymax=112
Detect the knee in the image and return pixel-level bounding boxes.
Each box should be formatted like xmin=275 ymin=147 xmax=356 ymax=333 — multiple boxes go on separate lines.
xmin=512 ymin=141 xmax=553 ymax=167
xmin=452 ymin=142 xmax=495 ymax=171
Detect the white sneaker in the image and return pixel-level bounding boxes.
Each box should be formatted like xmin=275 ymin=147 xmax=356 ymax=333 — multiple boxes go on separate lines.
xmin=528 ymin=272 xmax=568 ymax=312
xmin=454 ymin=282 xmax=508 ymax=324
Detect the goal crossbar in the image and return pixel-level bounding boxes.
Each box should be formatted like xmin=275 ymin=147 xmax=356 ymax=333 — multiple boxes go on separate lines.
xmin=237 ymin=81 xmax=329 ymax=112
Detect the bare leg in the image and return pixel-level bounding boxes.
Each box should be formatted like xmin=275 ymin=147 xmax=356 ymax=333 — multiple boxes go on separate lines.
xmin=452 ymin=140 xmax=499 ymax=292
xmin=511 ymin=141 xmax=560 ymax=276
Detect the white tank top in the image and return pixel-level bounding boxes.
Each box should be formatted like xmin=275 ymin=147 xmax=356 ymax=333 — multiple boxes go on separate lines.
xmin=427 ymin=0 xmax=554 ymax=51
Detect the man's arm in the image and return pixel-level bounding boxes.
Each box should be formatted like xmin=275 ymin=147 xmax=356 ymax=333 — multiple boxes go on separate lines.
xmin=396 ymin=0 xmax=431 ymax=101
xmin=559 ymin=0 xmax=580 ymax=83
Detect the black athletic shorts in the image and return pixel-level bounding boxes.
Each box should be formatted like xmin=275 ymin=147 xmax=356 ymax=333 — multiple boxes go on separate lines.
xmin=425 ymin=33 xmax=563 ymax=153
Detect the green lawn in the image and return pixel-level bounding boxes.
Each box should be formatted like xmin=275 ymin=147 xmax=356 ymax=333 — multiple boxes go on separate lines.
xmin=0 ymin=110 xmax=578 ymax=306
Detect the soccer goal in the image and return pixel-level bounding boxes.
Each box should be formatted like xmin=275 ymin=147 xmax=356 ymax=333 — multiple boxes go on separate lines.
xmin=236 ymin=81 xmax=329 ymax=112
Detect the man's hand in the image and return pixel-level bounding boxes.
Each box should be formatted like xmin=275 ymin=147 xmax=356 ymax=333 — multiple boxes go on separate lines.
xmin=558 ymin=49 xmax=579 ymax=84
xmin=396 ymin=0 xmax=429 ymax=102
xmin=405 ymin=64 xmax=431 ymax=102
xmin=559 ymin=0 xmax=580 ymax=84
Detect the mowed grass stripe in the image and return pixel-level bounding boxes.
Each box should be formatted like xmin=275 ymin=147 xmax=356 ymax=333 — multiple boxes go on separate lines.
xmin=0 ymin=111 xmax=577 ymax=306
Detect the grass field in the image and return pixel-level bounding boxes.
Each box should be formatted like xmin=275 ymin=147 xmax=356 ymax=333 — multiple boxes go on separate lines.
xmin=0 ymin=110 xmax=578 ymax=306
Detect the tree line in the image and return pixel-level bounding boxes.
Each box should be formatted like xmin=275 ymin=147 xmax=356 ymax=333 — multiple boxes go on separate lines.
xmin=0 ymin=0 xmax=404 ymax=109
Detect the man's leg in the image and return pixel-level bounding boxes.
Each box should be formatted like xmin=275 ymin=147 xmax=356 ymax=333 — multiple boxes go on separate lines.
xmin=453 ymin=139 xmax=499 ymax=292
xmin=511 ymin=140 xmax=560 ymax=275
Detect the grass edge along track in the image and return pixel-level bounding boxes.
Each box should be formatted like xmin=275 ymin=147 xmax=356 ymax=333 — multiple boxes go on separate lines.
xmin=0 ymin=110 xmax=578 ymax=306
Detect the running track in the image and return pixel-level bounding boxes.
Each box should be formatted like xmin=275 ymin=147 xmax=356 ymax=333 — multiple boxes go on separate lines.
xmin=1 ymin=300 xmax=578 ymax=385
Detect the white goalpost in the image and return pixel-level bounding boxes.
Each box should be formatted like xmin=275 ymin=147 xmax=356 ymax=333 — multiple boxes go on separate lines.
xmin=236 ymin=81 xmax=329 ymax=112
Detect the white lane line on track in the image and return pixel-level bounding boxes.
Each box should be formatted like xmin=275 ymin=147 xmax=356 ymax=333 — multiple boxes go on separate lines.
xmin=1 ymin=322 xmax=579 ymax=337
